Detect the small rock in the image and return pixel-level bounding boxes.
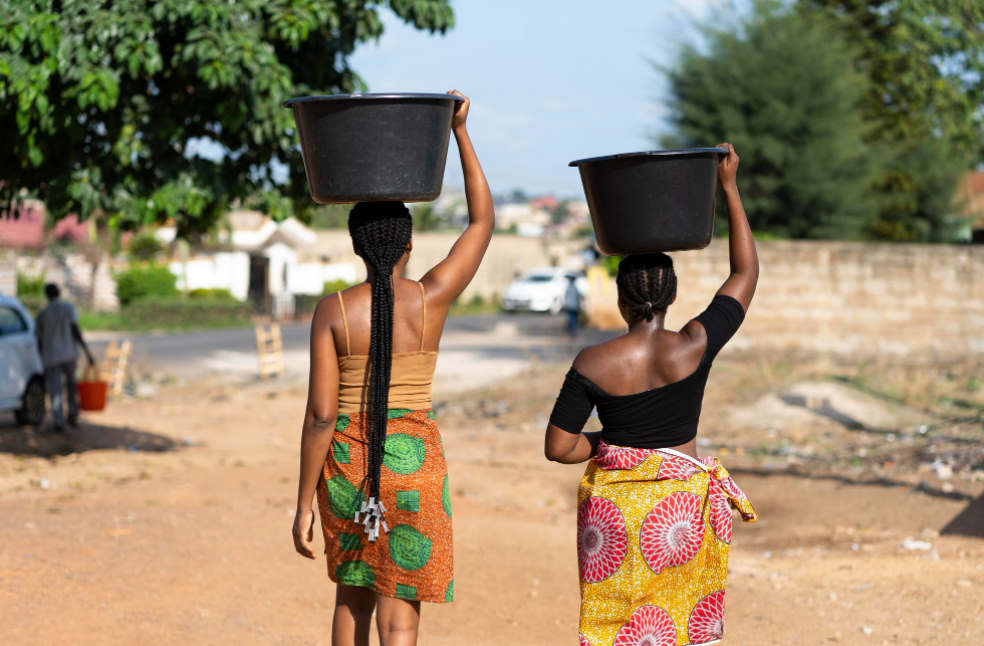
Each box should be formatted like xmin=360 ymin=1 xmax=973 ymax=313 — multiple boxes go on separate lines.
xmin=134 ymin=382 xmax=157 ymax=398
xmin=860 ymin=625 xmax=873 ymax=635
xmin=38 ymin=478 xmax=51 ymax=490
xmin=955 ymin=579 xmax=972 ymax=587
xmin=902 ymin=538 xmax=932 ymax=551
xmin=941 ymin=483 xmax=955 ymax=493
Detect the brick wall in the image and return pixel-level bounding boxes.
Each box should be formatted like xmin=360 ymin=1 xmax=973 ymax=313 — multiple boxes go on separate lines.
xmin=587 ymin=240 xmax=984 ymax=361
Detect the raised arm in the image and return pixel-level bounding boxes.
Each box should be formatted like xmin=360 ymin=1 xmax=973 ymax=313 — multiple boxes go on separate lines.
xmin=419 ymin=90 xmax=494 ymax=306
xmin=714 ymin=143 xmax=758 ymax=311
xmin=292 ymin=299 xmax=340 ymax=559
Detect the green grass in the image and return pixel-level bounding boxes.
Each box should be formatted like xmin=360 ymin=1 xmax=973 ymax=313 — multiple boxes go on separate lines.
xmin=449 ymin=293 xmax=502 ymax=316
xmin=78 ymin=309 xmax=252 ymax=333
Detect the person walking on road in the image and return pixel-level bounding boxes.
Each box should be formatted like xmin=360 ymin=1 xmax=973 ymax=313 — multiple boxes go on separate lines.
xmin=544 ymin=144 xmax=759 ymax=646
xmin=292 ymin=91 xmax=494 ymax=646
xmin=35 ymin=283 xmax=95 ymax=432
xmin=564 ymin=274 xmax=582 ymax=338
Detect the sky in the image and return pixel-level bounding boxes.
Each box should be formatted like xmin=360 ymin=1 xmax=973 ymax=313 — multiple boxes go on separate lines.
xmin=348 ymin=0 xmax=724 ymax=198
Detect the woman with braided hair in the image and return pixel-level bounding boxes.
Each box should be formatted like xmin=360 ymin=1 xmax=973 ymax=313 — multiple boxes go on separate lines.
xmin=292 ymin=90 xmax=493 ymax=646
xmin=545 ymin=144 xmax=759 ymax=645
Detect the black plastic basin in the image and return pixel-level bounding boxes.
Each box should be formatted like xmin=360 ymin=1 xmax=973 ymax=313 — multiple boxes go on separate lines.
xmin=569 ymin=148 xmax=727 ymax=254
xmin=284 ymin=93 xmax=464 ymax=203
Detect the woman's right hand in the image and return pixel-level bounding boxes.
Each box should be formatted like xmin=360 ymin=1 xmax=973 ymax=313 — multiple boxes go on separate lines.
xmin=448 ymin=90 xmax=469 ymax=131
xmin=292 ymin=507 xmax=316 ymax=559
xmin=716 ymin=142 xmax=739 ymax=189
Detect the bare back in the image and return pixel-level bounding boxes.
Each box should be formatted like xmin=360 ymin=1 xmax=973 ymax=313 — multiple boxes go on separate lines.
xmin=325 ymin=278 xmax=449 ymax=358
xmin=573 ymin=323 xmax=709 ymax=397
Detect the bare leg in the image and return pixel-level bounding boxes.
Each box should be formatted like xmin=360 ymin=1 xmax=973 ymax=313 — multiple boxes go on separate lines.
xmin=332 ymin=585 xmax=376 ymax=646
xmin=375 ymin=595 xmax=421 ymax=646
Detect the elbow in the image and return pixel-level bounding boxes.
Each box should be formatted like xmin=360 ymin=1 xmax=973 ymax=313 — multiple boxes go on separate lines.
xmin=543 ymin=440 xmax=571 ymax=463
xmin=306 ymin=407 xmax=337 ymax=434
xmin=544 ymin=447 xmax=564 ymax=463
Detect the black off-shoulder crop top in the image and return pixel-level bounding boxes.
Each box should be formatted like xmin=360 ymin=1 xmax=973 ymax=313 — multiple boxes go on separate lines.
xmin=548 ymin=295 xmax=745 ymax=448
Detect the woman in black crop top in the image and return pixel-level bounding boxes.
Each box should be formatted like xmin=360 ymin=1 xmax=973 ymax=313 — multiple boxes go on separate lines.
xmin=545 ymin=144 xmax=760 ymax=645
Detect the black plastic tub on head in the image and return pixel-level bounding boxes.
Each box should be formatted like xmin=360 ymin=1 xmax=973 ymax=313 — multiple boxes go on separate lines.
xmin=284 ymin=93 xmax=464 ymax=204
xmin=569 ymin=148 xmax=727 ymax=255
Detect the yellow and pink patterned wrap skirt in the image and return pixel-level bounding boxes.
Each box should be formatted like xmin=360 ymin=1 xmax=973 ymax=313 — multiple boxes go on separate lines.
xmin=576 ymin=442 xmax=756 ymax=646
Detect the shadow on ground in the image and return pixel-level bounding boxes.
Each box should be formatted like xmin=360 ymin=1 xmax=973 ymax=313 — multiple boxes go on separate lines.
xmin=0 ymin=418 xmax=179 ymax=457
xmin=941 ymin=493 xmax=984 ymax=538
xmin=729 ymin=466 xmax=975 ymax=503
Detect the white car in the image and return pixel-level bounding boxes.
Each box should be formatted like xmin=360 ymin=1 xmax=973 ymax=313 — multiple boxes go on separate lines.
xmin=0 ymin=294 xmax=46 ymax=426
xmin=502 ymin=268 xmax=588 ymax=314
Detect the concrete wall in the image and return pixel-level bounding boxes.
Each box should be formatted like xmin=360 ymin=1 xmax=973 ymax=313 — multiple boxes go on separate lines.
xmin=289 ymin=261 xmax=358 ymax=295
xmin=0 ymin=250 xmax=15 ymax=295
xmin=169 ymin=252 xmax=251 ymax=301
xmin=312 ymin=231 xmax=589 ymax=300
xmin=587 ymin=240 xmax=984 ymax=361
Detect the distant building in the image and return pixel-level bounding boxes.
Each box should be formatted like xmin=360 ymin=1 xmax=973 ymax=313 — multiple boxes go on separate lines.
xmin=155 ymin=210 xmax=355 ymax=315
xmin=497 ymin=202 xmax=550 ymax=236
xmin=529 ymin=195 xmax=559 ymax=211
xmin=0 ymin=200 xmax=91 ymax=250
xmin=960 ymin=171 xmax=984 ymax=243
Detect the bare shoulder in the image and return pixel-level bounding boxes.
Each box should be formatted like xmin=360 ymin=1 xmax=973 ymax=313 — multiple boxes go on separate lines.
xmin=571 ymin=337 xmax=624 ymax=378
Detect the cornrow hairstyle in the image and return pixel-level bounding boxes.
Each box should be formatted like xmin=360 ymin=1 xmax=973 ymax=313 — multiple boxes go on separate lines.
xmin=615 ymin=252 xmax=677 ymax=322
xmin=348 ymin=201 xmax=412 ymax=534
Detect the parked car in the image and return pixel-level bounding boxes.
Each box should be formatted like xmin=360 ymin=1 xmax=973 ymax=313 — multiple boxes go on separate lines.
xmin=502 ymin=268 xmax=588 ymax=314
xmin=0 ymin=294 xmax=46 ymax=425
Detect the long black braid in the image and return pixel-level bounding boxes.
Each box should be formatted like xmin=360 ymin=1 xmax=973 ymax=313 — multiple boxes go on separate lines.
xmin=348 ymin=201 xmax=412 ymax=537
xmin=616 ymin=253 xmax=677 ymax=322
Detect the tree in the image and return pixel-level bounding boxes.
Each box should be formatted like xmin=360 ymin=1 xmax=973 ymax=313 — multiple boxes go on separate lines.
xmin=661 ymin=1 xmax=880 ymax=239
xmin=0 ymin=0 xmax=454 ymax=241
xmin=799 ymin=0 xmax=984 ymax=241
xmin=410 ymin=203 xmax=444 ymax=231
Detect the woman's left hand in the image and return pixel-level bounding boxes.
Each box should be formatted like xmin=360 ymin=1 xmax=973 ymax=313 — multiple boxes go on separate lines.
xmin=292 ymin=507 xmax=316 ymax=559
xmin=448 ymin=89 xmax=469 ymax=130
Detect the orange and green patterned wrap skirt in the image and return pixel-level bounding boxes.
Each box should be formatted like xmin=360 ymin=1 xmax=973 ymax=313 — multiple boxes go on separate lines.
xmin=576 ymin=443 xmax=757 ymax=646
xmin=316 ymin=409 xmax=453 ymax=603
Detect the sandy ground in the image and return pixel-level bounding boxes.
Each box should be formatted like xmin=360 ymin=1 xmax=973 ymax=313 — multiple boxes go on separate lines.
xmin=1 ymin=350 xmax=983 ymax=645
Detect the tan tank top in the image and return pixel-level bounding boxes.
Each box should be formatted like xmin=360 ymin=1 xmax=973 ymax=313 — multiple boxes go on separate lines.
xmin=336 ymin=282 xmax=438 ymax=414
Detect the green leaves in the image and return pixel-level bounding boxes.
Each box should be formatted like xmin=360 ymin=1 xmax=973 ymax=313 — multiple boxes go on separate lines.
xmin=1 ymin=0 xmax=455 ymax=238
xmin=663 ymin=1 xmax=880 ymax=240
xmin=799 ymin=0 xmax=984 ymax=241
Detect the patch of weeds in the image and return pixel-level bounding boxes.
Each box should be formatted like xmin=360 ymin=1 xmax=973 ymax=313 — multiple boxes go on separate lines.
xmin=966 ymin=375 xmax=981 ymax=393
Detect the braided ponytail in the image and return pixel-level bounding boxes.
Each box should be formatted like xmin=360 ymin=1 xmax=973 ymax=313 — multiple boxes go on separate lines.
xmin=616 ymin=253 xmax=677 ymax=322
xmin=348 ymin=201 xmax=412 ymax=541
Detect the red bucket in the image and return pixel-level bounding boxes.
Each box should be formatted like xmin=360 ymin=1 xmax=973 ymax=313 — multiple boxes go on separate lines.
xmin=77 ymin=367 xmax=108 ymax=411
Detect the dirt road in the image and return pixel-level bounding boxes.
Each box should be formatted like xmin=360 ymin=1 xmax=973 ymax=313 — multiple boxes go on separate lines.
xmin=1 ymin=356 xmax=982 ymax=645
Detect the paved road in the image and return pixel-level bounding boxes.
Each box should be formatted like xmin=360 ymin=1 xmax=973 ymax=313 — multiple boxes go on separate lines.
xmin=88 ymin=313 xmax=613 ymax=388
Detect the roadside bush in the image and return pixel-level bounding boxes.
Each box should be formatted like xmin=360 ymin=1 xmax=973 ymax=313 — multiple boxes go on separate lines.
xmin=602 ymin=255 xmax=622 ymax=278
xmin=120 ymin=298 xmax=251 ymax=329
xmin=16 ymin=272 xmax=45 ymax=296
xmin=18 ymin=295 xmax=45 ymax=316
xmin=115 ymin=265 xmax=178 ymax=305
xmin=127 ymin=232 xmax=164 ymax=262
xmin=322 ymin=279 xmax=351 ymax=295
xmin=295 ymin=294 xmax=323 ymax=315
xmin=188 ymin=288 xmax=237 ymax=301
xmin=294 ymin=280 xmax=353 ymax=316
